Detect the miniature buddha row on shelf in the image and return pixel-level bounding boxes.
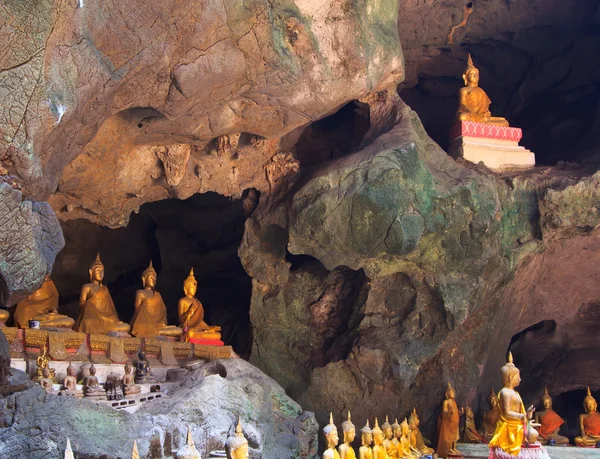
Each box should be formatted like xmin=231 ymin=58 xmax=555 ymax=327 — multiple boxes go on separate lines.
xmin=3 ymin=254 xmax=222 ymax=344
xmin=61 ymin=421 xmax=250 ymax=459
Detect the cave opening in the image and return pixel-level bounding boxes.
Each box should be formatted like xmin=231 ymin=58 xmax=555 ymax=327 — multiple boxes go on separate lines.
xmin=51 ymin=191 xmax=253 ymax=357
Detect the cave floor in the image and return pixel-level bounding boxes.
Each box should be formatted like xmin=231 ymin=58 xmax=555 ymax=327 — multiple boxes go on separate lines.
xmin=459 ymin=443 xmax=600 ymax=458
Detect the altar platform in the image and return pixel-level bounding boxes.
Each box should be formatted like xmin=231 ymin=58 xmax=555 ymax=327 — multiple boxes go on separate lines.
xmin=459 ymin=443 xmax=600 ymax=459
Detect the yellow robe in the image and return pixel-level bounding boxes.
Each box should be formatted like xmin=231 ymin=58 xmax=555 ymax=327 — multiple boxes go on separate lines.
xmin=14 ymin=278 xmax=59 ymax=328
xmin=489 ymin=401 xmax=525 ymax=456
xmin=75 ymin=285 xmax=122 ymax=334
xmin=130 ymin=291 xmax=167 ymax=338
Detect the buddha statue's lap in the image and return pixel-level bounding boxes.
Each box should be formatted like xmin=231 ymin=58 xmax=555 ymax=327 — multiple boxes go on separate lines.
xmin=14 ymin=276 xmax=74 ymax=329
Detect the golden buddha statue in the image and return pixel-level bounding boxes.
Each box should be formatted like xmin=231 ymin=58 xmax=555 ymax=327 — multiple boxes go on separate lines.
xmin=323 ymin=413 xmax=341 ymax=459
xmin=74 ymin=254 xmax=130 ymax=334
xmin=575 ymin=387 xmax=600 ymax=446
xmin=371 ymin=418 xmax=387 ymax=459
xmin=462 ymin=404 xmax=481 ymax=443
xmin=456 ymin=54 xmax=508 ymax=127
xmin=14 ymin=275 xmax=74 ymax=329
xmin=436 ymin=382 xmax=463 ymax=458
xmin=34 ymin=343 xmax=55 ymax=382
xmin=61 ymin=363 xmax=83 ymax=398
xmin=122 ymin=361 xmax=141 ymax=396
xmin=339 ymin=411 xmax=357 ymax=459
xmin=176 ymin=428 xmax=202 ymax=459
xmin=39 ymin=367 xmax=55 ymax=393
xmin=408 ymin=409 xmax=433 ymax=455
xmin=399 ymin=418 xmax=417 ymax=459
xmin=391 ymin=419 xmax=401 ymax=456
xmin=535 ymin=387 xmax=568 ymax=445
xmin=178 ymin=268 xmax=221 ymax=342
xmin=225 ymin=417 xmax=249 ymax=459
xmin=359 ymin=420 xmax=373 ymax=459
xmin=489 ymin=353 xmax=536 ymax=456
xmin=130 ymin=261 xmax=182 ymax=339
xmin=481 ymin=388 xmax=500 ymax=441
xmin=382 ymin=416 xmax=396 ymax=459
xmin=83 ymin=363 xmax=107 ymax=400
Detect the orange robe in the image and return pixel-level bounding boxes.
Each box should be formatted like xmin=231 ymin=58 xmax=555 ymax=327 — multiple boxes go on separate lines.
xmin=130 ymin=291 xmax=167 ymax=338
xmin=584 ymin=411 xmax=600 ymax=436
xmin=14 ymin=278 xmax=59 ymax=328
xmin=74 ymin=285 xmax=122 ymax=334
xmin=458 ymin=87 xmax=492 ymax=122
xmin=437 ymin=399 xmax=460 ymax=457
xmin=538 ymin=410 xmax=564 ymax=439
xmin=489 ymin=402 xmax=525 ymax=456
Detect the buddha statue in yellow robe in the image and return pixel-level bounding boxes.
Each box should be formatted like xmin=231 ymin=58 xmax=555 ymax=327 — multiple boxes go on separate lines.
xmin=409 ymin=409 xmax=433 ymax=455
xmin=178 ymin=268 xmax=221 ymax=342
xmin=371 ymin=418 xmax=387 ymax=459
xmin=382 ymin=416 xmax=396 ymax=459
xmin=575 ymin=387 xmax=600 ymax=446
xmin=323 ymin=413 xmax=342 ymax=459
xmin=437 ymin=382 xmax=462 ymax=457
xmin=489 ymin=352 xmax=536 ymax=456
xmin=456 ymin=54 xmax=509 ymax=127
xmin=359 ymin=420 xmax=374 ymax=459
xmin=14 ymin=276 xmax=74 ymax=329
xmin=536 ymin=387 xmax=568 ymax=445
xmin=74 ymin=254 xmax=130 ymax=334
xmin=130 ymin=261 xmax=182 ymax=338
xmin=339 ymin=411 xmax=357 ymax=459
xmin=226 ymin=417 xmax=249 ymax=459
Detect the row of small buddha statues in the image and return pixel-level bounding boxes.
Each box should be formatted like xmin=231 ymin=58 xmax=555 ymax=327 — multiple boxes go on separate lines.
xmin=9 ymin=254 xmax=221 ymax=342
xmin=322 ymin=410 xmax=434 ymax=459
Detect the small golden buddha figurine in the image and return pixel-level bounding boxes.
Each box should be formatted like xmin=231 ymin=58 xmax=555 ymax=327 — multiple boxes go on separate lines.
xmin=226 ymin=417 xmax=249 ymax=459
xmin=371 ymin=418 xmax=387 ymax=459
xmin=456 ymin=54 xmax=508 ymax=127
xmin=122 ymin=361 xmax=141 ymax=396
xmin=130 ymin=261 xmax=182 ymax=339
xmin=14 ymin=275 xmax=74 ymax=329
xmin=324 ymin=413 xmax=342 ymax=459
xmin=83 ymin=363 xmax=107 ymax=400
xmin=359 ymin=420 xmax=373 ymax=459
xmin=481 ymin=388 xmax=500 ymax=442
xmin=399 ymin=418 xmax=417 ymax=459
xmin=575 ymin=387 xmax=600 ymax=446
xmin=178 ymin=268 xmax=221 ymax=342
xmin=61 ymin=363 xmax=83 ymax=398
xmin=176 ymin=428 xmax=202 ymax=459
xmin=489 ymin=353 xmax=536 ymax=456
xmin=391 ymin=419 xmax=401 ymax=455
xmin=535 ymin=387 xmax=568 ymax=445
xmin=437 ymin=382 xmax=463 ymax=457
xmin=34 ymin=343 xmax=55 ymax=382
xmin=339 ymin=411 xmax=357 ymax=459
xmin=382 ymin=416 xmax=396 ymax=459
xmin=39 ymin=367 xmax=55 ymax=393
xmin=74 ymin=254 xmax=130 ymax=334
xmin=462 ymin=404 xmax=481 ymax=443
xmin=408 ymin=409 xmax=433 ymax=455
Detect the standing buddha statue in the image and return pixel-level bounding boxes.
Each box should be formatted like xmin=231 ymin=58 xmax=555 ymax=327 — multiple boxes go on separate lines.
xmin=359 ymin=420 xmax=373 ymax=459
xmin=130 ymin=261 xmax=182 ymax=338
xmin=14 ymin=276 xmax=74 ymax=329
xmin=456 ymin=54 xmax=508 ymax=127
xmin=436 ymin=382 xmax=463 ymax=458
xmin=74 ymin=254 xmax=130 ymax=334
xmin=371 ymin=418 xmax=388 ymax=459
xmin=481 ymin=388 xmax=500 ymax=442
xmin=575 ymin=387 xmax=600 ymax=446
xmin=178 ymin=268 xmax=222 ymax=343
xmin=488 ymin=352 xmax=536 ymax=456
xmin=408 ymin=409 xmax=433 ymax=455
xmin=535 ymin=387 xmax=568 ymax=445
xmin=382 ymin=416 xmax=396 ymax=459
xmin=323 ymin=413 xmax=341 ymax=459
xmin=225 ymin=417 xmax=249 ymax=459
xmin=339 ymin=411 xmax=357 ymax=459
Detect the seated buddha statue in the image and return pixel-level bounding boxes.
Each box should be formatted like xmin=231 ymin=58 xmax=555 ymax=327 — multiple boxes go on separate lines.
xmin=535 ymin=387 xmax=568 ymax=445
xmin=61 ymin=363 xmax=83 ymax=398
xmin=381 ymin=416 xmax=396 ymax=458
xmin=408 ymin=408 xmax=433 ymax=455
xmin=575 ymin=387 xmax=600 ymax=446
xmin=463 ymin=404 xmax=483 ymax=443
xmin=338 ymin=411 xmax=357 ymax=459
xmin=481 ymin=388 xmax=500 ymax=442
xmin=456 ymin=54 xmax=509 ymax=127
xmin=122 ymin=361 xmax=141 ymax=396
xmin=83 ymin=364 xmax=107 ymax=400
xmin=323 ymin=413 xmax=341 ymax=459
xmin=74 ymin=254 xmax=130 ymax=335
xmin=225 ymin=417 xmax=250 ymax=459
xmin=359 ymin=420 xmax=373 ymax=459
xmin=371 ymin=418 xmax=386 ymax=459
xmin=178 ymin=268 xmax=221 ymax=342
xmin=14 ymin=276 xmax=74 ymax=329
xmin=39 ymin=367 xmax=56 ymax=394
xmin=34 ymin=343 xmax=55 ymax=382
xmin=135 ymin=350 xmax=156 ymax=384
xmin=130 ymin=261 xmax=182 ymax=339
xmin=399 ymin=418 xmax=417 ymax=459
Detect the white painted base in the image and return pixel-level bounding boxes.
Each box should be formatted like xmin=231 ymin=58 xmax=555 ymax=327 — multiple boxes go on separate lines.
xmin=449 ymin=136 xmax=536 ymax=171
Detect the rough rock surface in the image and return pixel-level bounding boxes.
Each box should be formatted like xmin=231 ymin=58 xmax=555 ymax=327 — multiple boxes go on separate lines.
xmin=240 ymin=93 xmax=600 ymax=436
xmin=0 ymin=359 xmax=318 ymax=458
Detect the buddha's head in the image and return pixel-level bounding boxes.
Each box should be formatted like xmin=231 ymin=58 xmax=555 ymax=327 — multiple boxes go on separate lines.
xmin=323 ymin=413 xmax=339 ymax=448
xmin=410 ymin=408 xmax=420 ymax=427
xmin=463 ymin=54 xmax=480 ymax=86
xmin=584 ymin=387 xmax=597 ymax=413
xmin=225 ymin=417 xmax=249 ymax=459
xmin=89 ymin=253 xmax=104 ymax=282
xmin=541 ymin=387 xmax=552 ymax=410
xmin=183 ymin=268 xmax=198 ymax=297
xmin=500 ymin=352 xmax=521 ymax=388
xmin=360 ymin=420 xmax=373 ymax=446
xmin=381 ymin=415 xmax=392 ymax=439
xmin=401 ymin=418 xmax=410 ymax=437
xmin=89 ymin=363 xmax=97 ymax=376
xmin=341 ymin=411 xmax=355 ymax=444
xmin=446 ymin=382 xmax=456 ymax=400
xmin=142 ymin=261 xmax=157 ymax=289
xmin=138 ymin=350 xmax=146 ymax=361
xmin=67 ymin=363 xmax=76 ymax=377
xmin=124 ymin=361 xmax=132 ymax=374
xmin=465 ymin=404 xmax=474 ymax=419
xmin=392 ymin=418 xmax=401 ymax=439
xmin=489 ymin=388 xmax=498 ymax=408
xmin=372 ymin=418 xmax=384 ymax=445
